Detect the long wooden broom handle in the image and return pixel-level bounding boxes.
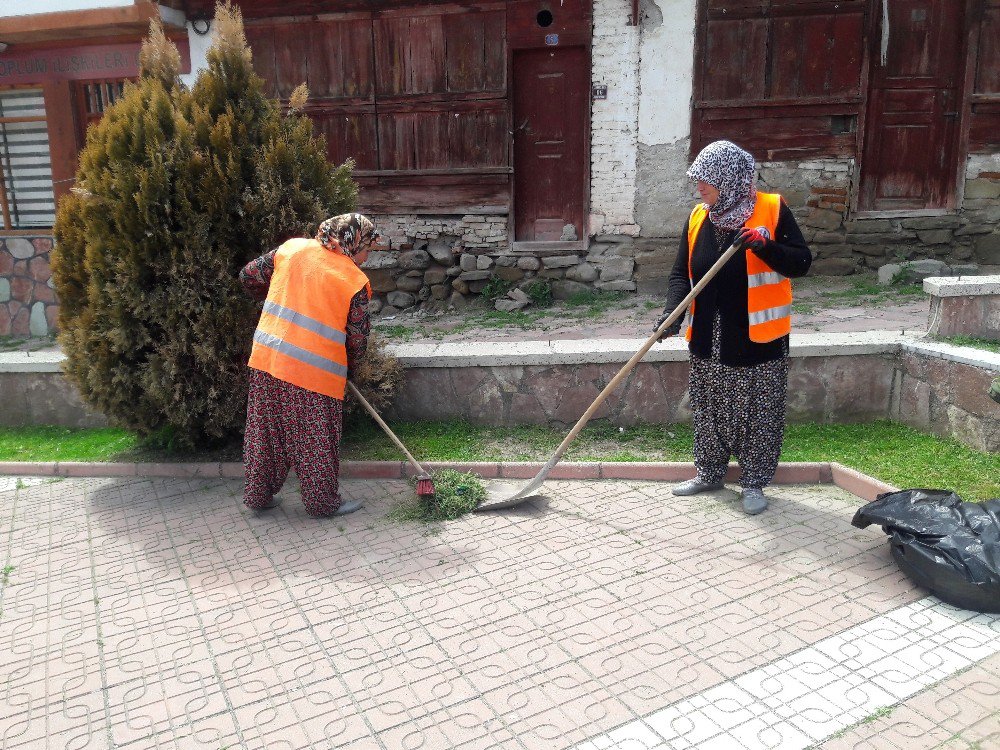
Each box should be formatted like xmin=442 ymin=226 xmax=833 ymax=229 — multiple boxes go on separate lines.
xmin=346 ymin=381 xmax=429 ymax=477
xmin=544 ymin=241 xmax=743 ymax=466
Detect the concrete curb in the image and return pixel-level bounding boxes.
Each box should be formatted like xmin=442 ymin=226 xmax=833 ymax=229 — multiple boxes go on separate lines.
xmin=0 ymin=459 xmax=899 ymax=502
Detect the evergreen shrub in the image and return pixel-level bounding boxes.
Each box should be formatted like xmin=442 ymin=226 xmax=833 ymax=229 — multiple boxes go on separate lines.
xmin=51 ymin=3 xmax=392 ymax=447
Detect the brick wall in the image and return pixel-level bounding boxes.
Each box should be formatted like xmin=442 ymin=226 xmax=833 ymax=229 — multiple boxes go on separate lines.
xmin=589 ymin=0 xmax=641 ymax=237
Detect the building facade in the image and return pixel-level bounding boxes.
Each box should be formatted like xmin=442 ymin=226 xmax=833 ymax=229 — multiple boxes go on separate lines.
xmin=1 ymin=0 xmax=998 ymax=333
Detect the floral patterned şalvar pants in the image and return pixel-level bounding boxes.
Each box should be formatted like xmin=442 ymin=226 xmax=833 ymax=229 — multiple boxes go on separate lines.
xmin=688 ymin=314 xmax=789 ymax=489
xmin=243 ymin=368 xmax=346 ymax=516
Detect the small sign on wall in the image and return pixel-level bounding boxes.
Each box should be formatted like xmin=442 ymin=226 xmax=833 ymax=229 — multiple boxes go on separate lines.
xmin=545 ymin=34 xmax=559 ymax=46
xmin=592 ymin=84 xmax=608 ymax=100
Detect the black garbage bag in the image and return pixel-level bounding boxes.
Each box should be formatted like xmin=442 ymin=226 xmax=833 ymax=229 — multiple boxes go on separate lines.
xmin=852 ymin=489 xmax=1000 ymax=613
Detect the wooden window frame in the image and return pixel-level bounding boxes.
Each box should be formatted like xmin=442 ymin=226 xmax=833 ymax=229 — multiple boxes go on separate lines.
xmin=0 ymin=84 xmax=53 ymax=232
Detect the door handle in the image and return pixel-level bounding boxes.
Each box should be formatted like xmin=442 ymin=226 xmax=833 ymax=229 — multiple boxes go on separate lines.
xmin=942 ymin=112 xmax=959 ymax=119
xmin=510 ymin=118 xmax=530 ymax=135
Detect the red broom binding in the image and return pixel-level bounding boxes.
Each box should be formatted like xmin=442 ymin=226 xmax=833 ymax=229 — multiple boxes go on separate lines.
xmin=415 ymin=474 xmax=435 ymax=497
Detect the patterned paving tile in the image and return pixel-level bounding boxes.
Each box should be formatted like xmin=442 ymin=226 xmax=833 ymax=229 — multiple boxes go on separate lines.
xmin=1 ymin=476 xmax=996 ymax=750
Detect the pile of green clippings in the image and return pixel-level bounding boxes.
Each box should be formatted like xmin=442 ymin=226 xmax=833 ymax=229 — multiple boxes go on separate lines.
xmin=390 ymin=469 xmax=488 ymax=524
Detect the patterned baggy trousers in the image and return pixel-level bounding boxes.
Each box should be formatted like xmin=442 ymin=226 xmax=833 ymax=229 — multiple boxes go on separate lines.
xmin=243 ymin=368 xmax=346 ymax=516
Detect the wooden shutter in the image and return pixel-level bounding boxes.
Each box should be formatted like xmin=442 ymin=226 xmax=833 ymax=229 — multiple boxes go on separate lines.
xmin=244 ymin=7 xmax=511 ymax=214
xmin=969 ymin=0 xmax=1000 ymax=151
xmin=692 ymin=0 xmax=867 ymax=160
xmin=246 ymin=14 xmax=379 ymax=171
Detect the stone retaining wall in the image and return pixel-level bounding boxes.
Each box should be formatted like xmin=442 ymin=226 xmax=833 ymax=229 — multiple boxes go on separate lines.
xmin=925 ymin=275 xmax=1000 ymax=343
xmin=387 ymin=351 xmax=897 ymax=427
xmin=3 ymin=335 xmax=997 ymax=453
xmin=0 ymin=236 xmax=58 ymax=338
xmin=891 ymin=342 xmax=1000 ymax=453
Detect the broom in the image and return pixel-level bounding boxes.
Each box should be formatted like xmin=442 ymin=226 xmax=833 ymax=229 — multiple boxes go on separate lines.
xmin=345 ymin=381 xmax=435 ymax=497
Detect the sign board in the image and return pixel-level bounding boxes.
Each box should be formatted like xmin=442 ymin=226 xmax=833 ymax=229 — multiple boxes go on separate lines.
xmin=592 ymin=84 xmax=608 ymax=100
xmin=544 ymin=34 xmax=559 ymax=46
xmin=0 ymin=41 xmax=191 ymax=85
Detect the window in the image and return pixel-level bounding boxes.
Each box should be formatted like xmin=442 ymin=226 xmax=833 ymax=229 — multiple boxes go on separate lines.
xmin=77 ymin=79 xmax=127 ymax=135
xmin=0 ymin=87 xmax=56 ymax=229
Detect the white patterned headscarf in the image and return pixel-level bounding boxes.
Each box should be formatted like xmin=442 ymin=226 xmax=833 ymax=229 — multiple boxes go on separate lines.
xmin=686 ymin=140 xmax=757 ymax=231
xmin=315 ymin=213 xmax=381 ymax=258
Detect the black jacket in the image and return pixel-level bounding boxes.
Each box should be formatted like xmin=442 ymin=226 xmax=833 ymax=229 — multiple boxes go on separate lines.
xmin=662 ymin=200 xmax=812 ymax=366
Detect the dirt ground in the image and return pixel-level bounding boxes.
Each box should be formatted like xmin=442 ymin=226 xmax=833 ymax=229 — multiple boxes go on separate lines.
xmin=371 ymin=271 xmax=934 ymax=344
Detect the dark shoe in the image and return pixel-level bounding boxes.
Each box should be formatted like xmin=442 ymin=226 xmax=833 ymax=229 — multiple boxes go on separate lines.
xmin=672 ymin=478 xmax=725 ymax=496
xmin=741 ymin=488 xmax=769 ymax=515
xmin=332 ymin=498 xmax=363 ymax=516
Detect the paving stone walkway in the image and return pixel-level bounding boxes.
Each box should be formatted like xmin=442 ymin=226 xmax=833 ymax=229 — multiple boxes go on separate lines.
xmin=1 ymin=477 xmax=996 ymax=749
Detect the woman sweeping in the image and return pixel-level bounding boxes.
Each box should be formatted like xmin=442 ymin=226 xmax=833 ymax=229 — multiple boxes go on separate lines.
xmin=655 ymin=140 xmax=812 ymax=515
xmin=239 ymin=213 xmax=380 ymax=517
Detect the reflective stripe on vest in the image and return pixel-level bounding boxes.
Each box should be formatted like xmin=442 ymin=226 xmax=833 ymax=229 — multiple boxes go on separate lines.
xmin=685 ymin=192 xmax=791 ymax=344
xmin=248 ymin=238 xmax=371 ymax=399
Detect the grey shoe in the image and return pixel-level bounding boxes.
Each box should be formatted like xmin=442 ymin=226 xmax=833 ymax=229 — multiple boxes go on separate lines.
xmin=332 ymin=498 xmax=363 ymax=516
xmin=672 ymin=478 xmax=725 ymax=496
xmin=741 ymin=488 xmax=769 ymax=515
xmin=255 ymin=494 xmax=284 ymax=511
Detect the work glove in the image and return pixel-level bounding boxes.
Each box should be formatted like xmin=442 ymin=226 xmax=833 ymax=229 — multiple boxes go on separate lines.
xmin=653 ymin=310 xmax=683 ymax=341
xmin=735 ymin=227 xmax=767 ymax=254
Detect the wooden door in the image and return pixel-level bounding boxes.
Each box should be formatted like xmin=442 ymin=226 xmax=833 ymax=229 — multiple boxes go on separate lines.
xmin=858 ymin=0 xmax=967 ymax=211
xmin=512 ymin=47 xmax=587 ymax=242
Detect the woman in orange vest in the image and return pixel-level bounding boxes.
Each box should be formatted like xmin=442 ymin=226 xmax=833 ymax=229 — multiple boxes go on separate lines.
xmin=239 ymin=213 xmax=380 ymax=517
xmin=655 ymin=141 xmax=812 ymax=515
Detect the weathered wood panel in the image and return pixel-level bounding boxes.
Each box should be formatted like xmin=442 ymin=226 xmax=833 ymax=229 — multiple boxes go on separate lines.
xmin=377 ymin=100 xmax=508 ymax=170
xmin=311 ymin=111 xmax=379 ymax=171
xmin=358 ymin=177 xmax=510 ymax=214
xmin=442 ymin=11 xmax=506 ymax=92
xmin=975 ymin=4 xmax=1000 ymax=94
xmin=506 ymin=0 xmax=592 ymax=48
xmin=695 ymin=105 xmax=858 ymax=160
xmin=701 ymin=18 xmax=768 ymax=102
xmin=857 ymin=0 xmax=966 ymax=210
xmin=244 ymin=23 xmax=278 ymax=98
xmin=693 ymin=0 xmax=866 ymax=158
xmin=771 ymin=13 xmax=863 ymax=99
xmin=306 ymin=19 xmax=374 ymax=100
xmin=374 ymin=15 xmax=447 ymax=96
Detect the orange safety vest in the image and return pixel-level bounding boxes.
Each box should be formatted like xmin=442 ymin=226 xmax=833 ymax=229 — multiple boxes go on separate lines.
xmin=686 ymin=191 xmax=791 ymax=344
xmin=248 ymin=238 xmax=372 ymax=400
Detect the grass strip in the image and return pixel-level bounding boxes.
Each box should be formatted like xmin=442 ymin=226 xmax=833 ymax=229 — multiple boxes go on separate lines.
xmin=0 ymin=421 xmax=995 ymax=501
xmin=0 ymin=426 xmax=138 ymax=462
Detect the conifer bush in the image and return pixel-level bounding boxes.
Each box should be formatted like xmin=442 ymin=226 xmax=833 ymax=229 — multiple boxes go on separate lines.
xmin=52 ymin=3 xmax=379 ymax=447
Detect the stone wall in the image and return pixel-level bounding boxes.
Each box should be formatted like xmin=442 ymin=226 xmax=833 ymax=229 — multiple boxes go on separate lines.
xmin=4 ymin=336 xmax=996 ymax=455
xmin=360 ymin=237 xmax=655 ymax=315
xmin=925 ymin=275 xmax=1000 ymax=343
xmin=388 ymin=354 xmax=896 ymax=427
xmin=760 ymin=157 xmax=1000 ymax=275
xmin=891 ymin=344 xmax=1000 ymax=453
xmin=0 ymin=236 xmax=58 ymax=338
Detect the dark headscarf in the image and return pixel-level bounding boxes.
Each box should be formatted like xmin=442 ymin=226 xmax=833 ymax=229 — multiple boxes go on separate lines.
xmin=686 ymin=140 xmax=757 ymax=231
xmin=316 ymin=213 xmax=381 ymax=257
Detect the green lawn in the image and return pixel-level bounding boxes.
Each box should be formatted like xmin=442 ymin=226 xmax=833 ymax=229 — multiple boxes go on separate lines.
xmin=2 ymin=420 xmax=995 ymax=501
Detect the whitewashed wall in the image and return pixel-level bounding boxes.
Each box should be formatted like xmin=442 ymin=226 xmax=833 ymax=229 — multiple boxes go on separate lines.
xmin=589 ymin=0 xmax=641 ymax=237
xmin=635 ymin=0 xmax=699 ymax=237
